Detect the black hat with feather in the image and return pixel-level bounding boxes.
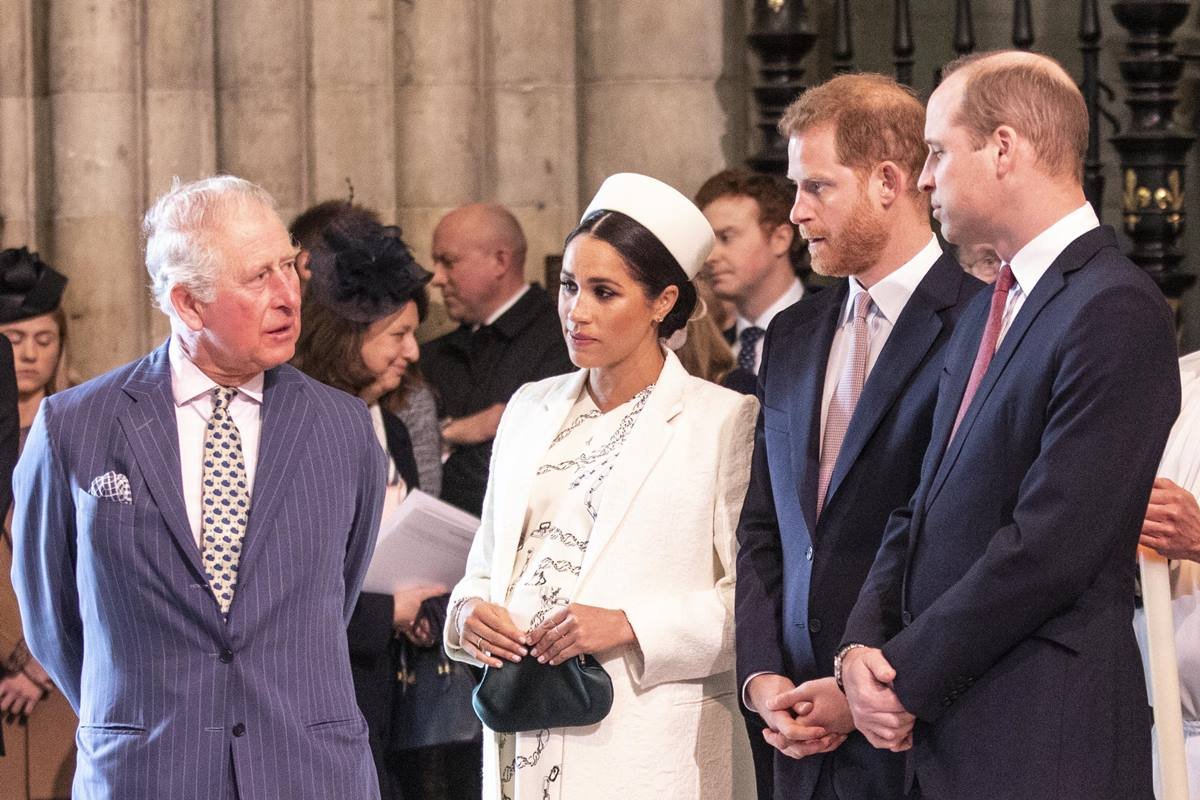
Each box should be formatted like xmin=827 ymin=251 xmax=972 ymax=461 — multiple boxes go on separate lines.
xmin=305 ymin=217 xmax=431 ymax=324
xmin=0 ymin=247 xmax=68 ymax=324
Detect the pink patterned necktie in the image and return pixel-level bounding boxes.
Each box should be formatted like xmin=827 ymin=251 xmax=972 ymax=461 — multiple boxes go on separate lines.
xmin=817 ymin=290 xmax=873 ymax=516
xmin=949 ymin=263 xmax=1016 ymax=443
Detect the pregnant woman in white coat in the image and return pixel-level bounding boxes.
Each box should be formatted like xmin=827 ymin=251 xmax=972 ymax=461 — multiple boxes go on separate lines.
xmin=444 ymin=173 xmax=757 ymax=800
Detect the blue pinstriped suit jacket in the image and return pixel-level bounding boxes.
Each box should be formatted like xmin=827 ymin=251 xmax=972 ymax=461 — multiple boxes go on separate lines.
xmin=12 ymin=341 xmax=387 ymax=800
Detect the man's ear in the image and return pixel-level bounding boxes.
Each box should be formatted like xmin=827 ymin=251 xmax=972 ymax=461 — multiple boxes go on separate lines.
xmin=993 ymin=125 xmax=1017 ymax=177
xmin=491 ymin=247 xmax=514 ymax=280
xmin=875 ymin=161 xmax=905 ymax=208
xmin=170 ymin=284 xmax=206 ymax=332
xmin=768 ymin=222 xmax=795 ymax=259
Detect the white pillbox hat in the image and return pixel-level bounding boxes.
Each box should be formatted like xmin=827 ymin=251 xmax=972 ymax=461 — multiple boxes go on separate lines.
xmin=581 ymin=172 xmax=715 ymax=279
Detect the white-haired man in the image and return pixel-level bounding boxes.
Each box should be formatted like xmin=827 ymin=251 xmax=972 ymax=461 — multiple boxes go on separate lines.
xmin=11 ymin=176 xmax=386 ymax=800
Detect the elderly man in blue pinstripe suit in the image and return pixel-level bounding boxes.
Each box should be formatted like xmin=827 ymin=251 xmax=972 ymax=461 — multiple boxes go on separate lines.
xmin=11 ymin=176 xmax=386 ymax=800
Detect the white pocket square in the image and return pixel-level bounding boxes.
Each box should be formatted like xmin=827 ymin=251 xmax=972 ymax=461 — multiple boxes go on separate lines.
xmin=88 ymin=471 xmax=133 ymax=505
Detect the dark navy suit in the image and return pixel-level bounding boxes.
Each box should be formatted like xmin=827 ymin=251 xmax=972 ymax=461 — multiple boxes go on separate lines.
xmin=736 ymin=252 xmax=982 ymax=799
xmin=844 ymin=226 xmax=1180 ymax=799
xmin=12 ymin=341 xmax=386 ymax=800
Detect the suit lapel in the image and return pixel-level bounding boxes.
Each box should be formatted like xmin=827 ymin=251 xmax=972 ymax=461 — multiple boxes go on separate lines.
xmin=119 ymin=343 xmax=206 ymax=580
xmin=576 ymin=352 xmax=685 ymax=589
xmin=785 ymin=288 xmax=844 ymax=536
xmin=822 ymin=255 xmax=958 ymax=512
xmin=237 ymin=365 xmax=313 ymax=574
xmin=489 ymin=370 xmax=585 ymax=598
xmin=925 ymin=227 xmax=1113 ymax=507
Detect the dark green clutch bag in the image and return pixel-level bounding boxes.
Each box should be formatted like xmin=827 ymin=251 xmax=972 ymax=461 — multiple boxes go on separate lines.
xmin=471 ymin=654 xmax=614 ymax=733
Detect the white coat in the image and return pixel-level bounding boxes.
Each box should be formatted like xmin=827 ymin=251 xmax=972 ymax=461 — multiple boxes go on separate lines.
xmin=445 ymin=350 xmax=758 ymax=799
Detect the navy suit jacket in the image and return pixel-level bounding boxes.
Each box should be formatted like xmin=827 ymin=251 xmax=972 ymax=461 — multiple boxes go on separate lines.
xmin=736 ymin=252 xmax=982 ymax=799
xmin=844 ymin=226 xmax=1180 ymax=800
xmin=12 ymin=341 xmax=386 ymax=800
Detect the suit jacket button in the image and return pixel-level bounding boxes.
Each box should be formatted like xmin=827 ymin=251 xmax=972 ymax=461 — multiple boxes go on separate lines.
xmin=808 ymin=618 xmax=822 ymax=634
xmin=232 ymin=723 xmax=246 ymax=737
xmin=219 ymin=648 xmax=234 ymax=663
xmin=942 ymin=698 xmax=953 ymax=707
xmin=901 ymin=611 xmax=913 ymax=625
xmin=805 ymin=545 xmax=813 ymax=561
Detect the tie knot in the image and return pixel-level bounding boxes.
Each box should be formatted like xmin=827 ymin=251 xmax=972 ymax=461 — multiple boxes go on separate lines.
xmin=994 ymin=263 xmax=1016 ymax=294
xmin=852 ymin=290 xmax=873 ymax=322
xmin=739 ymin=325 xmax=766 ymax=347
xmin=212 ymin=386 xmax=237 ymax=412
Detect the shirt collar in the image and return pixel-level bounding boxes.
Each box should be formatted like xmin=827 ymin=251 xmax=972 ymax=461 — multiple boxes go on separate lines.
xmin=1007 ymin=202 xmax=1100 ymax=296
xmin=480 ymin=284 xmax=532 ymax=328
xmin=735 ymin=278 xmax=805 ymax=333
xmin=168 ymin=334 xmax=265 ymax=406
xmin=844 ymin=235 xmax=941 ymax=326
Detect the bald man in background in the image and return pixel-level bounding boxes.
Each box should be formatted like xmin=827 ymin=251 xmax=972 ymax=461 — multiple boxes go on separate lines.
xmin=422 ymin=203 xmax=572 ymax=516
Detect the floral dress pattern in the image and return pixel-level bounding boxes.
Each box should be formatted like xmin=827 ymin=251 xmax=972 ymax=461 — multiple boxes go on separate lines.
xmin=496 ymin=384 xmax=653 ymax=800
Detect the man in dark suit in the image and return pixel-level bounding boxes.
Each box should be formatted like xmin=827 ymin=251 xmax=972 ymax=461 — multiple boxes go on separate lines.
xmin=736 ymin=73 xmax=983 ymax=800
xmin=838 ymin=52 xmax=1180 ymax=800
xmin=422 ymin=203 xmax=572 ymax=516
xmin=12 ymin=176 xmax=386 ymax=800
xmin=695 ymin=169 xmax=809 ymax=397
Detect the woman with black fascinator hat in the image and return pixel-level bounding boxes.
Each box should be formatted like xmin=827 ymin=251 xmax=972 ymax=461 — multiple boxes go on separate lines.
xmin=0 ymin=247 xmax=77 ymax=799
xmin=292 ymin=217 xmax=481 ymax=800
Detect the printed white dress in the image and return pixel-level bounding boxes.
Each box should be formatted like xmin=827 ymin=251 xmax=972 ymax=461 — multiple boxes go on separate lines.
xmin=497 ymin=385 xmax=653 ymax=800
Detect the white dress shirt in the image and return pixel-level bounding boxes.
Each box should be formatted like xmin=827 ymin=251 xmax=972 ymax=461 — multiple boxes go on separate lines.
xmin=743 ymin=236 xmax=941 ymax=710
xmin=998 ymin=203 xmax=1100 ymax=346
xmin=478 ymin=284 xmax=531 ymax=329
xmin=733 ymin=278 xmax=806 ymax=373
xmin=818 ymin=236 xmax=942 ymax=451
xmin=169 ymin=336 xmax=264 ymax=548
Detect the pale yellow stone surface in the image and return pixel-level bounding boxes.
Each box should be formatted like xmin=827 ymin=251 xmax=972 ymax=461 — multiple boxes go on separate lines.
xmin=581 ymin=81 xmax=730 ymax=200
xmin=50 ymin=216 xmax=149 ymax=374
xmin=0 ymin=0 xmax=758 ymax=378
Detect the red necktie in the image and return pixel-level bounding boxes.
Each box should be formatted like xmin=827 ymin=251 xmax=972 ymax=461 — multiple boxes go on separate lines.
xmin=950 ymin=264 xmax=1015 ymax=442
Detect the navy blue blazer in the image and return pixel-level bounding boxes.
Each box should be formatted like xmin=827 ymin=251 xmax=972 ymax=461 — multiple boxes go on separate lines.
xmin=844 ymin=226 xmax=1180 ymax=800
xmin=736 ymin=252 xmax=982 ymax=800
xmin=11 ymin=341 xmax=387 ymax=800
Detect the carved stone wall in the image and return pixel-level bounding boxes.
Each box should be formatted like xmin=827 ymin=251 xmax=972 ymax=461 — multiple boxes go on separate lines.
xmin=0 ymin=0 xmax=743 ymax=378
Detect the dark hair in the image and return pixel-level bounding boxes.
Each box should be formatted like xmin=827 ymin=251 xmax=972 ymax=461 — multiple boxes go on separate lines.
xmin=293 ymin=285 xmax=428 ymax=397
xmin=564 ymin=210 xmax=697 ymax=339
xmin=289 ymin=200 xmax=382 ymax=251
xmin=694 ymin=169 xmax=804 ymax=268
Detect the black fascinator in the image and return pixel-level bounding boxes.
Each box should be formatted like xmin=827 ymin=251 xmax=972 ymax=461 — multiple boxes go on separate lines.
xmin=0 ymin=247 xmax=68 ymax=324
xmin=306 ymin=218 xmax=432 ymax=324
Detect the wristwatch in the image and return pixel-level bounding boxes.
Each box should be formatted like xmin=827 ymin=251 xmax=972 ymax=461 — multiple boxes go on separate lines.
xmin=833 ymin=643 xmax=868 ymax=692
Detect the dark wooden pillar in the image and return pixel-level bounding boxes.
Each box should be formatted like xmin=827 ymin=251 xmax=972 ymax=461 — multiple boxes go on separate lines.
xmin=1080 ymin=0 xmax=1107 ymax=210
xmin=1013 ymin=0 xmax=1035 ymax=50
xmin=833 ymin=0 xmax=854 ymax=74
xmin=747 ymin=0 xmax=818 ymax=175
xmin=1110 ymin=0 xmax=1197 ymax=298
xmin=893 ymin=0 xmax=914 ymax=87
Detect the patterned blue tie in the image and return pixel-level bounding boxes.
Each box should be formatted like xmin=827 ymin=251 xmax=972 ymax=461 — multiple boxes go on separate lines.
xmin=201 ymin=387 xmax=251 ymax=615
xmin=738 ymin=326 xmax=766 ymax=374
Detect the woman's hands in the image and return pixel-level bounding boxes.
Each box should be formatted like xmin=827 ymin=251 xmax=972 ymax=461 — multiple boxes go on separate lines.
xmin=456 ymin=598 xmax=528 ymax=668
xmin=527 ymin=603 xmax=636 ymax=666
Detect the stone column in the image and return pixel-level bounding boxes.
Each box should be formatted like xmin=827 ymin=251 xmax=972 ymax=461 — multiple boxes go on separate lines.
xmin=487 ymin=0 xmax=580 ymax=284
xmin=215 ymin=0 xmax=308 ymax=223
xmin=392 ymin=0 xmax=484 ymax=271
xmin=309 ymin=0 xmax=397 ymax=221
xmin=578 ymin=1 xmax=737 ymax=204
xmin=143 ymin=0 xmax=219 ymax=342
xmin=46 ymin=0 xmax=145 ymax=373
xmin=0 ymin=0 xmax=49 ymax=251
